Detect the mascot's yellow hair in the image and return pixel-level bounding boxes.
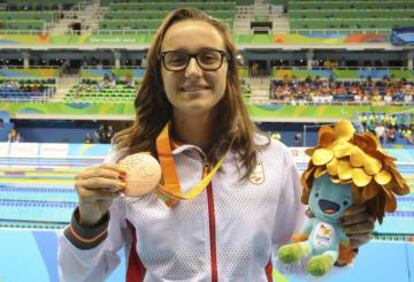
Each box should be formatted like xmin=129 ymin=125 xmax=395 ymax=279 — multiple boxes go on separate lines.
xmin=301 ymin=120 xmax=409 ymax=223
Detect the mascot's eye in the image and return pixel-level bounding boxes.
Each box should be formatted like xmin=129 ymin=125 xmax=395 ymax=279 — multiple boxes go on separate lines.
xmin=343 ymin=201 xmax=348 ymax=206
xmin=315 ymin=193 xmax=319 ymax=198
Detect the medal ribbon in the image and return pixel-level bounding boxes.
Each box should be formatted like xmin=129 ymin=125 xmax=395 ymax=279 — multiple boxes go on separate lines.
xmin=155 ymin=121 xmax=228 ymax=204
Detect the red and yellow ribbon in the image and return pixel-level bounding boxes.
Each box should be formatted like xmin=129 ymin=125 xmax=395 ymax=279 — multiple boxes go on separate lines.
xmin=155 ymin=121 xmax=228 ymax=206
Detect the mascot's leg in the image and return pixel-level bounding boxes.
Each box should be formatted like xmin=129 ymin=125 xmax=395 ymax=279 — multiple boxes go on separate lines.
xmin=307 ymin=250 xmax=338 ymax=277
xmin=278 ymin=241 xmax=312 ymax=264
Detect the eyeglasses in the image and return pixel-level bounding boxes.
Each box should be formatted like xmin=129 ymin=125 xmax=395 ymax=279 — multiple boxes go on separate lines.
xmin=159 ymin=48 xmax=228 ymax=72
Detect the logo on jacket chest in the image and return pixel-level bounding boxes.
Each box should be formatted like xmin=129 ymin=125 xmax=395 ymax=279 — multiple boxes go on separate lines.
xmin=249 ymin=161 xmax=265 ymax=184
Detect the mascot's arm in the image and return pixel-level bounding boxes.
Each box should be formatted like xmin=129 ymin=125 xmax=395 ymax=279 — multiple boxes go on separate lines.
xmin=291 ymin=219 xmax=314 ymax=243
xmin=291 ymin=233 xmax=308 ymax=243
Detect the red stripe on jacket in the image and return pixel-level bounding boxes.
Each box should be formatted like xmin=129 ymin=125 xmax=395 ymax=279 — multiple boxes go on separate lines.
xmin=126 ymin=220 xmax=146 ymax=282
xmin=206 ymin=181 xmax=218 ymax=282
xmin=265 ymin=259 xmax=273 ymax=282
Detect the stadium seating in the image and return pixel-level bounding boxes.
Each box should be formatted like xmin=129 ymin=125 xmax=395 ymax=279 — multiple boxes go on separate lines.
xmin=0 ymin=0 xmax=78 ymax=32
xmin=64 ymin=68 xmax=139 ymax=104
xmin=0 ymin=68 xmax=58 ymax=100
xmin=4 ymin=0 xmax=77 ymax=10
xmin=0 ymin=0 xmax=412 ymax=35
xmin=289 ymin=0 xmax=414 ymax=31
xmin=67 ymin=66 xmax=253 ymax=103
xmin=0 ymin=79 xmax=55 ymax=100
xmin=64 ymin=82 xmax=137 ymax=103
xmin=2 ymin=0 xmax=410 ymax=35
xmin=272 ymin=68 xmax=414 ymax=80
xmin=80 ymin=68 xmax=144 ymax=80
xmin=290 ymin=0 xmax=414 ymax=10
xmin=97 ymin=1 xmax=236 ymax=33
xmin=270 ymin=70 xmax=414 ymax=106
xmin=236 ymin=0 xmax=255 ymax=4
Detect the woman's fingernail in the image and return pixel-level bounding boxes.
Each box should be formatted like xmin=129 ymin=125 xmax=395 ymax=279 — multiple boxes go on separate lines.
xmin=118 ymin=173 xmax=126 ymax=181
xmin=119 ymin=182 xmax=127 ymax=189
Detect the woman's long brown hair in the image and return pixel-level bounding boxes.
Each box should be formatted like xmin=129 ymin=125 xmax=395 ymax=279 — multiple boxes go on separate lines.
xmin=113 ymin=8 xmax=266 ymax=179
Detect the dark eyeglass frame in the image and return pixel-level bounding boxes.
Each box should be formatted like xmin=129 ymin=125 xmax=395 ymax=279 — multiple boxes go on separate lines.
xmin=158 ymin=48 xmax=228 ymax=72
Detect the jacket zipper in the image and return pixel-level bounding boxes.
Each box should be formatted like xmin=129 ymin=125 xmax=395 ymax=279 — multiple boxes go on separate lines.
xmin=204 ymin=163 xmax=218 ymax=282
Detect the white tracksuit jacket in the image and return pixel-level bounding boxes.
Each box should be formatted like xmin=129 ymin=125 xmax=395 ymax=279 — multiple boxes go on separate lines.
xmin=58 ymin=135 xmax=306 ymax=282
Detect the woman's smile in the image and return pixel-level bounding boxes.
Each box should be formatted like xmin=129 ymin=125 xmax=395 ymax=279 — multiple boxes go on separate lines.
xmin=180 ymin=84 xmax=210 ymax=97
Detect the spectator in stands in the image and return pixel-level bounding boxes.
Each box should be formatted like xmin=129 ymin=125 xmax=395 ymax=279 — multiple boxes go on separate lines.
xmin=400 ymin=113 xmax=412 ymax=131
xmin=390 ymin=114 xmax=398 ymax=130
xmin=383 ymin=113 xmax=391 ymax=128
xmin=125 ymin=75 xmax=135 ymax=89
xmin=236 ymin=53 xmax=244 ymax=67
xmin=4 ymin=80 xmax=13 ymax=90
xmin=61 ymin=60 xmax=70 ymax=74
xmin=359 ymin=112 xmax=368 ymax=132
xmin=73 ymin=87 xmax=81 ymax=100
xmin=251 ymin=61 xmax=259 ymax=76
xmin=366 ymin=76 xmax=373 ymax=86
xmin=294 ymin=132 xmax=302 ymax=146
xmin=371 ymin=87 xmax=382 ymax=104
xmin=393 ymin=86 xmax=404 ymax=101
xmin=7 ymin=128 xmax=18 ymax=142
xmin=95 ymin=124 xmax=108 ymax=144
xmin=339 ymin=57 xmax=346 ymax=68
xmin=103 ymin=73 xmax=110 ymax=84
xmin=84 ymin=133 xmax=94 ymax=144
xmin=15 ymin=132 xmax=22 ymax=142
xmin=82 ymin=56 xmax=88 ymax=67
xmin=106 ymin=125 xmax=114 ymax=143
xmin=401 ymin=127 xmax=414 ymax=145
xmin=311 ymin=59 xmax=319 ymax=68
xmin=270 ymin=76 xmax=414 ymax=105
xmin=376 ymin=112 xmax=384 ymax=125
xmin=323 ymin=59 xmax=331 ymax=69
xmin=24 ymin=84 xmax=31 ymax=93
xmin=107 ymin=77 xmax=116 ymax=88
xmin=383 ymin=92 xmax=393 ymax=104
xmin=59 ymin=8 xmax=374 ymax=281
xmin=304 ymin=75 xmax=311 ymax=85
xmin=95 ymin=80 xmax=104 ymax=92
xmin=367 ymin=113 xmax=377 ymax=134
xmin=404 ymin=91 xmax=413 ymax=104
xmin=374 ymin=122 xmax=386 ymax=144
xmin=386 ymin=125 xmax=397 ymax=144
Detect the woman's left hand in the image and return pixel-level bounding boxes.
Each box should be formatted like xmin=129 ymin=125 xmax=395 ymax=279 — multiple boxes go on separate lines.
xmin=339 ymin=205 xmax=375 ymax=249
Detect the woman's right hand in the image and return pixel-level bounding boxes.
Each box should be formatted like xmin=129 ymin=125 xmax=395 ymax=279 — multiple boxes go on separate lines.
xmin=74 ymin=164 xmax=127 ymax=227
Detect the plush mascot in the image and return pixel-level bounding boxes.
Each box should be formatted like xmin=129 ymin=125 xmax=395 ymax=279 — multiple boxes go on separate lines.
xmin=278 ymin=120 xmax=409 ymax=276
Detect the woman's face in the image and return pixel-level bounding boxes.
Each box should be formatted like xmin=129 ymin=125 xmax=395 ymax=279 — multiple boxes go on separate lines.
xmin=160 ymin=20 xmax=228 ymax=117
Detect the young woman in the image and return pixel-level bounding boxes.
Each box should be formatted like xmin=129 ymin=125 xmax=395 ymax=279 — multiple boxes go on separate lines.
xmin=59 ymin=8 xmax=374 ymax=282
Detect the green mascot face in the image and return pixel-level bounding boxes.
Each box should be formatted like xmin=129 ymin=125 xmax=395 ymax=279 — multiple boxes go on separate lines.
xmin=309 ymin=174 xmax=353 ymax=222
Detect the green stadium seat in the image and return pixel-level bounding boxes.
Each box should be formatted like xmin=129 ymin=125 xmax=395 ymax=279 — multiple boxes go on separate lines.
xmin=289 ymin=0 xmax=414 ymax=33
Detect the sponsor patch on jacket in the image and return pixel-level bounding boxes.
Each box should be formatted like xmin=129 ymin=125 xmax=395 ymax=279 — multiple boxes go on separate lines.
xmin=249 ymin=161 xmax=264 ymax=184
